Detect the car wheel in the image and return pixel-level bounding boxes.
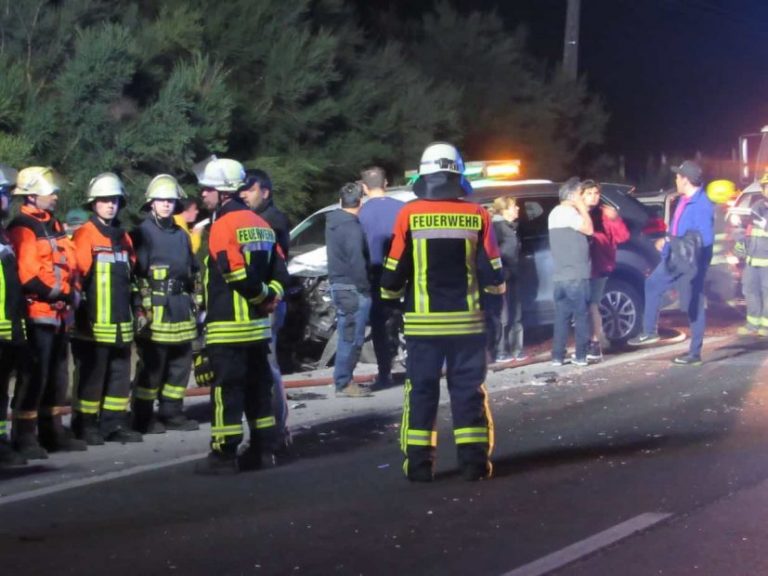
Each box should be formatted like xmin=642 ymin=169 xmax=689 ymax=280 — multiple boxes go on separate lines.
xmin=600 ymin=279 xmax=643 ymax=342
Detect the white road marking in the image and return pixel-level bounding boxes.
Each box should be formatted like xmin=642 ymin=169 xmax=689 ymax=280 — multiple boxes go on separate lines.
xmin=501 ymin=512 xmax=672 ymax=576
xmin=0 ymin=453 xmax=206 ymax=507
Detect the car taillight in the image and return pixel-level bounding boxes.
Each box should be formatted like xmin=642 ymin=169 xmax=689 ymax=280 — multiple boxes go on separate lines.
xmin=642 ymin=217 xmax=667 ymax=235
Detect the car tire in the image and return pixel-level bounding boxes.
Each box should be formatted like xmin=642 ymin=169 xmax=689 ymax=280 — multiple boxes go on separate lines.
xmin=600 ymin=278 xmax=644 ymax=343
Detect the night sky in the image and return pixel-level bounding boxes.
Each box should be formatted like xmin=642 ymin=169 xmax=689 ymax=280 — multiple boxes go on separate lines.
xmin=363 ymin=0 xmax=768 ymax=168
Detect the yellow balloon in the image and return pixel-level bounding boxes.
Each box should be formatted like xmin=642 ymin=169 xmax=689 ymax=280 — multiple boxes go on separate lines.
xmin=706 ymin=179 xmax=736 ymax=204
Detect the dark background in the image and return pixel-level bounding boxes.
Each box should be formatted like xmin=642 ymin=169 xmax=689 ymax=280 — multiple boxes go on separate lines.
xmin=358 ymin=0 xmax=768 ymax=167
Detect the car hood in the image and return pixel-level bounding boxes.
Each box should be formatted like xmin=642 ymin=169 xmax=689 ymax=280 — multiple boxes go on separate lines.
xmin=288 ymin=246 xmax=328 ymax=277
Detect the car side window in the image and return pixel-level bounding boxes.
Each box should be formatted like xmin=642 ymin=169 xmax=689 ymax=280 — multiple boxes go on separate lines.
xmin=290 ymin=212 xmax=327 ymax=250
xmin=517 ymin=197 xmax=559 ymax=239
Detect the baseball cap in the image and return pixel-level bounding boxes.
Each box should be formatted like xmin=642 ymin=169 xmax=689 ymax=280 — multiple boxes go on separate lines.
xmin=671 ymin=160 xmax=703 ymax=186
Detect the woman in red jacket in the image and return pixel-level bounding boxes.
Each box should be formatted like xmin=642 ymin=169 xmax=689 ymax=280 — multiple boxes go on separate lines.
xmin=582 ymin=180 xmax=630 ymax=361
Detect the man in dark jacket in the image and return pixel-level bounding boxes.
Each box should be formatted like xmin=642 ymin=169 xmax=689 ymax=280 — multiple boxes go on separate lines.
xmin=326 ymin=182 xmax=372 ymax=398
xmin=240 ymin=169 xmax=293 ymax=454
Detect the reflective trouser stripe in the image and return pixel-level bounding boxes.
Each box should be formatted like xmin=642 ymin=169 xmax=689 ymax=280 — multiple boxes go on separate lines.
xmin=161 ymin=384 xmax=186 ymax=401
xmin=212 ymin=387 xmax=244 ymax=451
xmin=134 ymin=386 xmax=158 ymax=401
xmin=454 ymin=427 xmax=489 ymax=445
xmin=74 ymin=399 xmax=100 ymax=414
xmin=252 ymin=416 xmax=276 ymax=429
xmin=0 ymin=420 xmax=6 ymax=436
xmin=102 ymin=396 xmax=130 ymax=412
xmin=400 ymin=378 xmax=412 ymax=454
xmin=406 ymin=429 xmax=437 ymax=447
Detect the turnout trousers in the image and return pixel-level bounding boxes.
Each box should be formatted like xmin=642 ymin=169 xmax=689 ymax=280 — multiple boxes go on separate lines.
xmin=12 ymin=323 xmax=68 ymax=418
xmin=133 ymin=339 xmax=193 ymax=419
xmin=400 ymin=334 xmax=493 ymax=477
xmin=207 ymin=342 xmax=275 ymax=456
xmin=71 ymin=340 xmax=132 ymax=433
xmin=0 ymin=342 xmax=23 ymax=439
xmin=743 ymin=265 xmax=768 ymax=331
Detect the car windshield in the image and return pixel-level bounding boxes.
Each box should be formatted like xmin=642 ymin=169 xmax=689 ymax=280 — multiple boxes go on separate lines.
xmin=290 ymin=211 xmax=328 ymax=256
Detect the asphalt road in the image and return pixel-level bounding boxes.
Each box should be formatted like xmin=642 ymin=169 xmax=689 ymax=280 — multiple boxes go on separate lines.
xmin=2 ymin=335 xmax=768 ymax=575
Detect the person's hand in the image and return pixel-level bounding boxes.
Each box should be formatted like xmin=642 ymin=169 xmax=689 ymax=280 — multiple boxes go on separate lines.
xmin=259 ymin=298 xmax=280 ymax=315
xmin=602 ymin=205 xmax=619 ymax=220
xmin=654 ymin=238 xmax=666 ymax=252
xmin=192 ymin=218 xmax=210 ymax=233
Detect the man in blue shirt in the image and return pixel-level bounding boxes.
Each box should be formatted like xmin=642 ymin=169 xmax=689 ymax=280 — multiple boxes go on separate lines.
xmin=628 ymin=160 xmax=715 ymax=365
xmin=358 ymin=167 xmax=403 ymax=388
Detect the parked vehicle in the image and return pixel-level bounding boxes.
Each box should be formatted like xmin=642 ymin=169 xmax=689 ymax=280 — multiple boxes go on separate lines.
xmin=279 ymin=177 xmax=660 ymax=372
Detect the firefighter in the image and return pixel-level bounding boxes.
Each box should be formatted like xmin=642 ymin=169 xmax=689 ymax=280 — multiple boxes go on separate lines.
xmin=71 ymin=173 xmax=142 ymax=444
xmin=8 ymin=167 xmax=86 ymax=458
xmin=193 ymin=156 xmax=288 ymax=475
xmin=738 ymin=172 xmax=768 ymax=336
xmin=131 ymin=175 xmax=200 ymax=433
xmin=0 ymin=165 xmax=27 ymax=466
xmin=381 ymin=142 xmax=505 ymax=482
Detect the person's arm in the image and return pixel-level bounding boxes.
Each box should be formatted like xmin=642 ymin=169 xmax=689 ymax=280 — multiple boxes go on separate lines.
xmin=380 ymin=208 xmax=411 ymax=300
xmin=602 ymin=206 xmax=630 ymax=245
xmin=562 ymin=200 xmax=593 ymax=236
xmin=479 ymin=209 xmax=506 ymax=295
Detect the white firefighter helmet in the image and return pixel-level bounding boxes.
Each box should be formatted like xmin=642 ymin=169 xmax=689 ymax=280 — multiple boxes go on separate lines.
xmin=85 ymin=172 xmax=125 ymax=204
xmin=13 ymin=167 xmax=62 ymax=196
xmin=418 ymin=142 xmax=464 ymax=176
xmin=0 ymin=164 xmax=18 ymax=188
xmin=193 ymin=155 xmax=245 ymax=192
xmin=144 ymin=174 xmax=186 ymax=203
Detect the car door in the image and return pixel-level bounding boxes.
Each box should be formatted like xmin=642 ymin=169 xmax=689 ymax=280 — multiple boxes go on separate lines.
xmin=516 ymin=195 xmax=560 ymax=326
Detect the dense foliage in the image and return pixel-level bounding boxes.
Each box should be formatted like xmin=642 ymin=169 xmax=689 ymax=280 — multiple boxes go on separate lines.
xmin=0 ymin=0 xmax=608 ymax=219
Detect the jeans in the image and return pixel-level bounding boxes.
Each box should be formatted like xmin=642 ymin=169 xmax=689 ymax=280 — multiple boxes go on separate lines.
xmin=643 ymin=260 xmax=708 ymax=356
xmin=484 ymin=277 xmax=524 ymax=358
xmin=552 ymin=279 xmax=590 ymax=361
xmin=331 ymin=287 xmax=371 ymax=390
xmin=269 ymin=300 xmax=289 ymax=445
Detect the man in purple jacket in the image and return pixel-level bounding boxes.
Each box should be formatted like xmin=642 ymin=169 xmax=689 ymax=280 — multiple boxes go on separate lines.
xmin=628 ymin=160 xmax=715 ymax=365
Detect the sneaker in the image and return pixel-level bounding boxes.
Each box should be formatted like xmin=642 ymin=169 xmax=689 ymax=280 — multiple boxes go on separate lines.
xmin=195 ymin=451 xmax=238 ymax=475
xmin=335 ymin=383 xmax=373 ymax=398
xmin=737 ymin=325 xmax=759 ymax=337
xmin=160 ymin=414 xmax=200 ymax=432
xmin=672 ymin=354 xmax=702 ymax=366
xmin=551 ymin=358 xmax=565 ymax=367
xmin=512 ymin=351 xmax=529 ymax=362
xmin=586 ymin=341 xmax=603 ymax=362
xmin=494 ymin=353 xmax=511 ymax=363
xmin=571 ymin=356 xmax=589 ymax=367
xmin=628 ymin=332 xmax=660 ymax=346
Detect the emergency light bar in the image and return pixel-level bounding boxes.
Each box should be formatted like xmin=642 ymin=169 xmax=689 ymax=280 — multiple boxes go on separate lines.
xmin=404 ymin=160 xmax=522 ymax=183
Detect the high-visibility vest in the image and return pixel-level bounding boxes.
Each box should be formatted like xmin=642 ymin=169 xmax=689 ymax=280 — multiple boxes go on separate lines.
xmin=0 ymin=229 xmax=27 ymax=343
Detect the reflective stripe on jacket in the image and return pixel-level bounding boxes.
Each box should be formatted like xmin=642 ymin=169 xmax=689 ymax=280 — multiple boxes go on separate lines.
xmin=132 ymin=217 xmax=198 ymax=343
xmin=8 ymin=205 xmax=77 ymax=327
xmin=0 ymin=230 xmax=27 ymax=343
xmin=73 ymin=217 xmax=136 ymax=345
xmin=380 ymin=199 xmax=505 ymax=337
xmin=204 ymin=200 xmax=288 ymax=345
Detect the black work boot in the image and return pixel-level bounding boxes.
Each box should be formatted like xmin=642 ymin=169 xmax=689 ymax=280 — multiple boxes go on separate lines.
xmin=72 ymin=413 xmax=105 ymax=446
xmin=159 ymin=413 xmax=199 ymax=432
xmin=194 ymin=451 xmax=238 ymax=475
xmin=406 ymin=460 xmax=434 ymax=483
xmin=0 ymin=435 xmax=26 ymax=467
xmin=460 ymin=461 xmax=493 ymax=482
xmin=101 ymin=413 xmax=143 ymax=443
xmin=39 ymin=415 xmax=87 ymax=452
xmin=12 ymin=419 xmax=48 ymax=460
xmin=132 ymin=401 xmax=165 ymax=435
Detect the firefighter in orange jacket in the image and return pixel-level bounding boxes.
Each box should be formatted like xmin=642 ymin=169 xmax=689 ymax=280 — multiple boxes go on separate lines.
xmin=193 ymin=156 xmax=289 ymax=475
xmin=8 ymin=167 xmax=86 ymax=458
xmin=381 ymin=143 xmax=505 ymax=482
xmin=0 ymin=165 xmax=28 ymax=466
xmin=71 ymin=173 xmax=142 ymax=445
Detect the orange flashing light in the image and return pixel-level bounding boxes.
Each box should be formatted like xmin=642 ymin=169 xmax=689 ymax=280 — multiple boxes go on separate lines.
xmin=485 ymin=162 xmax=521 ymax=178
